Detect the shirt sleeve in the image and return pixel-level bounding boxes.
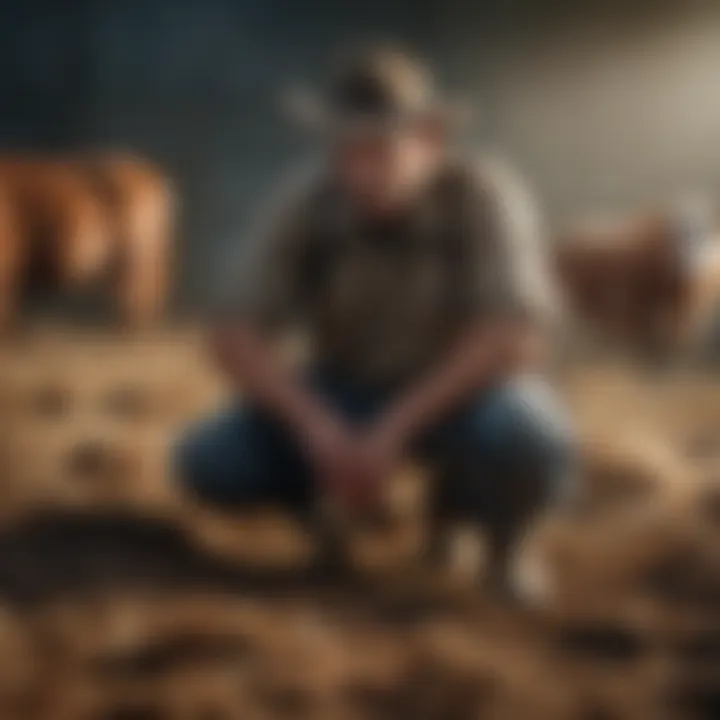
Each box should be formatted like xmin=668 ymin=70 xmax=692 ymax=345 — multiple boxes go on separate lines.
xmin=212 ymin=170 xmax=315 ymax=329
xmin=469 ymin=157 xmax=560 ymax=324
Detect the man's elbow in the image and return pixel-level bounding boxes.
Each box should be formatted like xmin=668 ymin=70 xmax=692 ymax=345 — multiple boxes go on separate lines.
xmin=207 ymin=321 xmax=252 ymax=375
xmin=500 ymin=323 xmax=548 ymax=371
xmin=206 ymin=325 xmax=232 ymax=373
xmin=478 ymin=320 xmax=546 ymax=376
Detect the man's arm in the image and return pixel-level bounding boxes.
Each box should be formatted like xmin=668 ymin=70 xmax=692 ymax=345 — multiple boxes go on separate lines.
xmin=372 ymin=319 xmax=542 ymax=448
xmin=210 ymin=166 xmax=342 ymax=440
xmin=208 ymin=173 xmax=371 ymax=503
xmin=210 ymin=320 xmax=340 ymax=445
xmin=211 ymin=320 xmax=374 ymax=506
xmin=366 ymin=159 xmax=554 ymax=468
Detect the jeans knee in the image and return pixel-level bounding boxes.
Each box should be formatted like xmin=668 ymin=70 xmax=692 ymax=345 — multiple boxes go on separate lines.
xmin=509 ymin=424 xmax=575 ymax=508
xmin=487 ymin=377 xmax=571 ymax=443
xmin=471 ymin=378 xmax=576 ymax=506
xmin=172 ymin=425 xmax=210 ymax=500
xmin=171 ymin=416 xmax=246 ymax=507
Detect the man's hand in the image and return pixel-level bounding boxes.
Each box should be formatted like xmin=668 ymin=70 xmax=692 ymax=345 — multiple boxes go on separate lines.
xmin=351 ymin=421 xmax=406 ymax=502
xmin=301 ymin=413 xmax=359 ymax=500
xmin=211 ymin=323 xmax=404 ymax=513
xmin=302 ymin=413 xmax=404 ymax=514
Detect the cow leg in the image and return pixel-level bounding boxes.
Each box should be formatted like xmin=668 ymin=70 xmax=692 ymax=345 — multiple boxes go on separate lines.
xmin=117 ymin=187 xmax=172 ymax=329
xmin=0 ymin=192 xmax=22 ymax=334
xmin=56 ymin=197 xmax=110 ymax=289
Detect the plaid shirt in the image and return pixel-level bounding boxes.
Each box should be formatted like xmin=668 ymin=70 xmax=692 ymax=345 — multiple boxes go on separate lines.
xmin=220 ymin=156 xmax=557 ymax=384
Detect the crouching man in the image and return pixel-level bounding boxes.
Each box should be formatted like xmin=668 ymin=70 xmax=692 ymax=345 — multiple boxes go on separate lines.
xmin=175 ymin=48 xmax=575 ymax=596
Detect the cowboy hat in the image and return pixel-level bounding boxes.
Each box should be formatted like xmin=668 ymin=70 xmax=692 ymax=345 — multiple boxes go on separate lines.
xmin=283 ymin=46 xmax=471 ymax=134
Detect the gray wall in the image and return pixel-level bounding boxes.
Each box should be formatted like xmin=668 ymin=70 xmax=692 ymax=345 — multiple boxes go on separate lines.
xmin=2 ymin=0 xmax=720 ymax=308
xmin=441 ymin=0 xmax=720 ymax=218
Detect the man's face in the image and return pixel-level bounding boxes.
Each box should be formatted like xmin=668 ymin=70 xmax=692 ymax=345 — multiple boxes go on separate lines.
xmin=332 ymin=123 xmax=443 ymax=216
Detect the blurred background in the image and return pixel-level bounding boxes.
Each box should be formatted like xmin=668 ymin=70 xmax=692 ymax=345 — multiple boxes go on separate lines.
xmin=0 ymin=1 xmax=720 ymax=719
xmin=4 ymin=0 xmax=720 ymax=305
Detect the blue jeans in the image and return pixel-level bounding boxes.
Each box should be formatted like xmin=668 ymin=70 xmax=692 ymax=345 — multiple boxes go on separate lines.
xmin=174 ymin=369 xmax=575 ymax=539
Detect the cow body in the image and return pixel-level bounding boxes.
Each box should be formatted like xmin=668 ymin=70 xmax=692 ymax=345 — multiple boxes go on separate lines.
xmin=555 ymin=209 xmax=720 ymax=357
xmin=0 ymin=155 xmax=173 ymax=333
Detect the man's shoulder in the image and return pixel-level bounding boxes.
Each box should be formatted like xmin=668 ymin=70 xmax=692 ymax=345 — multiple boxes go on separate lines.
xmin=438 ymin=154 xmax=533 ymax=206
xmin=443 ymin=154 xmax=542 ymax=238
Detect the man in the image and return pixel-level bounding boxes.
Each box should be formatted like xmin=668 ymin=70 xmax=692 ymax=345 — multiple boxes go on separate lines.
xmin=175 ymin=48 xmax=574 ymax=595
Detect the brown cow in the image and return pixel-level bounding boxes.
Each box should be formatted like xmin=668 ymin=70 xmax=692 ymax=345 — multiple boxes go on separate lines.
xmin=554 ymin=203 xmax=720 ymax=358
xmin=0 ymin=155 xmax=173 ymax=334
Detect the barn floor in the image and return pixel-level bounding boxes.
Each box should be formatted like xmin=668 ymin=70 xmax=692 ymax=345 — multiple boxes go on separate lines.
xmin=0 ymin=327 xmax=718 ymax=720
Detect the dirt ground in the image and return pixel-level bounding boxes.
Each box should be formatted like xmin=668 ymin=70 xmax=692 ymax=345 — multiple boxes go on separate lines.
xmin=0 ymin=326 xmax=718 ymax=720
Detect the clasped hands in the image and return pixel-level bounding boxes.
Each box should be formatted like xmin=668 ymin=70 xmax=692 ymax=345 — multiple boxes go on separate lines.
xmin=300 ymin=410 xmax=408 ymax=514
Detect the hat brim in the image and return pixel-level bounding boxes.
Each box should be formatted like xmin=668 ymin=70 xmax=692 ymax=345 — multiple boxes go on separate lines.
xmin=281 ymin=86 xmax=472 ymax=134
